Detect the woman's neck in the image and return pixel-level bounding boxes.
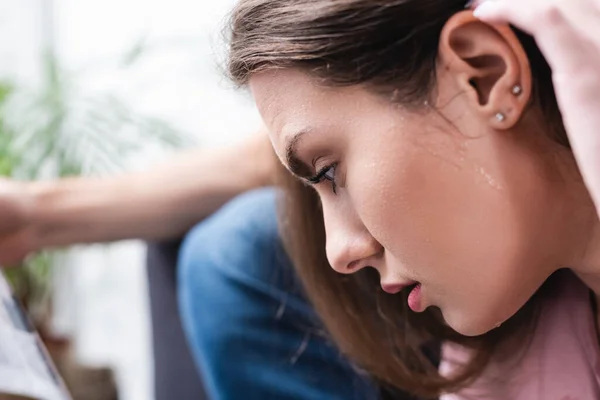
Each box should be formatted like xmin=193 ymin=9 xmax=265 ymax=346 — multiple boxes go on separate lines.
xmin=558 ymin=154 xmax=600 ymax=294
xmin=570 ymin=198 xmax=600 ymax=294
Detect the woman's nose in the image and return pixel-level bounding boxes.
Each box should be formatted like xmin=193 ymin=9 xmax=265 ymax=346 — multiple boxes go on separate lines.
xmin=326 ymin=229 xmax=383 ymax=274
xmin=322 ymin=196 xmax=383 ymax=274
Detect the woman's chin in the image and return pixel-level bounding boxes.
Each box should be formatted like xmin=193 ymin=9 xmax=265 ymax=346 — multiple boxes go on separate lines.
xmin=442 ymin=310 xmax=501 ymax=337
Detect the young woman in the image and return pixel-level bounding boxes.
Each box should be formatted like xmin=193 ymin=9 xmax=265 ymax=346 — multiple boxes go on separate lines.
xmin=226 ymin=0 xmax=600 ymax=398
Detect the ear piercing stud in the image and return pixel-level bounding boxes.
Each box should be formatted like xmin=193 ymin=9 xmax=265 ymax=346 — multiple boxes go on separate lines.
xmin=494 ymin=85 xmax=521 ymax=123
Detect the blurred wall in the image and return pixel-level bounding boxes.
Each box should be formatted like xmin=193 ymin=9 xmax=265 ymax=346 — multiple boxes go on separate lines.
xmin=55 ymin=0 xmax=262 ymax=147
xmin=0 ymin=0 xmax=43 ymax=85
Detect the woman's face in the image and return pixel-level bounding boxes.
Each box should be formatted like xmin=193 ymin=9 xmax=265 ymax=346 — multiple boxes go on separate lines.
xmin=251 ymin=69 xmax=572 ymax=336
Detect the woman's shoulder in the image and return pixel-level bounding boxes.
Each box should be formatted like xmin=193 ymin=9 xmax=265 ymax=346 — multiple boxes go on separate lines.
xmin=440 ymin=270 xmax=600 ymax=400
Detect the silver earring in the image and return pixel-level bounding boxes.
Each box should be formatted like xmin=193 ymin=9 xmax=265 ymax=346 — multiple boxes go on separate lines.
xmin=511 ymin=85 xmax=522 ymax=96
xmin=495 ymin=112 xmax=506 ymax=122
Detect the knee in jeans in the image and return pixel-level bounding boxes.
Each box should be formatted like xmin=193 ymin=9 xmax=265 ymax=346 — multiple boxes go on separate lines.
xmin=178 ymin=187 xmax=282 ymax=292
xmin=177 ymin=188 xmax=290 ymax=339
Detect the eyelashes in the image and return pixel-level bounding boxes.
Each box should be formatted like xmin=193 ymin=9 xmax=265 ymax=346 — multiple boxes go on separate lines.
xmin=308 ymin=163 xmax=338 ymax=194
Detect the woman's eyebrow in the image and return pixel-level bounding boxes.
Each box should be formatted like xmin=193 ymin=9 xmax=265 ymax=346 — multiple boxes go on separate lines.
xmin=285 ymin=129 xmax=314 ymax=179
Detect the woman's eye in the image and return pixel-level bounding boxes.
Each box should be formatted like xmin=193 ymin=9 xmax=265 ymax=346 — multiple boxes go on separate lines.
xmin=323 ymin=166 xmax=335 ymax=182
xmin=308 ymin=164 xmax=338 ymax=194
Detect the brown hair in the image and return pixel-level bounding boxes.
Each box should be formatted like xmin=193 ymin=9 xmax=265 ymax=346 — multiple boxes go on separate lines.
xmin=226 ymin=0 xmax=568 ymax=397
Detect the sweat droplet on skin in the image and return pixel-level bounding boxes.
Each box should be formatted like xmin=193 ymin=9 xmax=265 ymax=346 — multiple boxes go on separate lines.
xmin=476 ymin=166 xmax=503 ymax=190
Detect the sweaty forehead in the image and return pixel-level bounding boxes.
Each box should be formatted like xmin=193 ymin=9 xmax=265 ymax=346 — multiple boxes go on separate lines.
xmin=250 ymin=70 xmax=317 ymax=131
xmin=249 ymin=70 xmax=321 ymax=156
xmin=249 ymin=72 xmax=282 ymax=125
xmin=249 ymin=69 xmax=386 ymax=157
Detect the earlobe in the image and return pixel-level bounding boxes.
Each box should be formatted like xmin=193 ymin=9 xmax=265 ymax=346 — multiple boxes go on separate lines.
xmin=438 ymin=11 xmax=531 ymax=130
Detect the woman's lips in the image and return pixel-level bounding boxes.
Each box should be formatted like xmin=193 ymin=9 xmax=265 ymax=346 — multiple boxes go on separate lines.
xmin=407 ymin=283 xmax=422 ymax=312
xmin=381 ymin=281 xmax=417 ymax=295
xmin=381 ymin=281 xmax=424 ymax=312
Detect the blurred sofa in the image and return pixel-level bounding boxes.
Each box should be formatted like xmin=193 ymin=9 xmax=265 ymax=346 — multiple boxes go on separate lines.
xmin=146 ymin=240 xmax=208 ymax=400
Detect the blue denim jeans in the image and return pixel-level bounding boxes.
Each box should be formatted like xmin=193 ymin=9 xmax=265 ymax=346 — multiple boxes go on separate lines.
xmin=177 ymin=188 xmax=380 ymax=400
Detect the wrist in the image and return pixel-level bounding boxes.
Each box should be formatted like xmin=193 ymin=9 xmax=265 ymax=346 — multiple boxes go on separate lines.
xmin=25 ymin=180 xmax=63 ymax=251
xmin=24 ymin=177 xmax=113 ymax=249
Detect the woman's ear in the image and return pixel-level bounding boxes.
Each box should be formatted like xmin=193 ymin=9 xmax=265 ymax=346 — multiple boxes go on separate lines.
xmin=437 ymin=11 xmax=532 ymax=130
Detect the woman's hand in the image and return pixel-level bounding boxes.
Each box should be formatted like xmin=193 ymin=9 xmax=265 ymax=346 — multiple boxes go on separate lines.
xmin=474 ymin=0 xmax=600 ymax=215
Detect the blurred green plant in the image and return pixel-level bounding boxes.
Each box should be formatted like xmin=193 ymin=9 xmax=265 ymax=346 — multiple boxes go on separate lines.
xmin=1 ymin=52 xmax=193 ymax=320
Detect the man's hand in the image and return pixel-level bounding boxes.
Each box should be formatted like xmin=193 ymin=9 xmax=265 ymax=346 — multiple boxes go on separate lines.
xmin=0 ymin=180 xmax=36 ymax=265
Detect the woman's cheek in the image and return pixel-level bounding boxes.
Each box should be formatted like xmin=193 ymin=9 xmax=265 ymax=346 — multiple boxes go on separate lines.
xmin=348 ymin=154 xmax=431 ymax=267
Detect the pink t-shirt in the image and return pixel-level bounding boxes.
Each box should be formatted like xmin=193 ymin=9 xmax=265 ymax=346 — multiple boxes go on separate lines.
xmin=440 ymin=272 xmax=600 ymax=400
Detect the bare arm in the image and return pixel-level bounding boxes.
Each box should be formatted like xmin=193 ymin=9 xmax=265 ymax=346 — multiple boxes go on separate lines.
xmin=3 ymin=130 xmax=274 ymax=262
